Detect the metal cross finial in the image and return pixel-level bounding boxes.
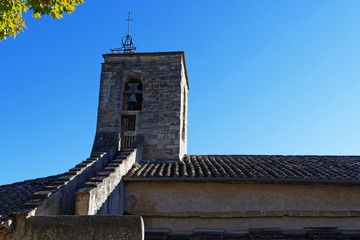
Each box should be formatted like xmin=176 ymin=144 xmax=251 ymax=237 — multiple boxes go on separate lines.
xmin=110 ymin=12 xmax=137 ymax=53
xmin=125 ymin=12 xmax=133 ymax=35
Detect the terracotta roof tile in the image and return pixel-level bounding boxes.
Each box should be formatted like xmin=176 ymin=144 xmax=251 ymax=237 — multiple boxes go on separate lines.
xmin=0 ymin=176 xmax=58 ymax=223
xmin=125 ymin=155 xmax=360 ymax=183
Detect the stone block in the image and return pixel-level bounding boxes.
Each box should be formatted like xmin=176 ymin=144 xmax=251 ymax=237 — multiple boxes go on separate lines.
xmin=349 ymin=211 xmax=360 ymax=216
xmin=329 ymin=211 xmax=349 ymax=217
xmin=244 ymin=211 xmax=261 ymax=217
xmin=21 ymin=215 xmax=144 ymax=240
xmin=265 ymin=210 xmax=284 ymax=217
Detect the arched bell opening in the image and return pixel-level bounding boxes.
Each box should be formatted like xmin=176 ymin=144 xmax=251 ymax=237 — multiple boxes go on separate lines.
xmin=121 ymin=78 xmax=142 ymax=150
xmin=123 ymin=78 xmax=143 ymax=111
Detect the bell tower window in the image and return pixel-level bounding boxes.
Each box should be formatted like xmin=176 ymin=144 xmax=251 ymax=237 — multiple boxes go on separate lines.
xmin=120 ymin=78 xmax=142 ymax=150
xmin=121 ymin=115 xmax=136 ymax=150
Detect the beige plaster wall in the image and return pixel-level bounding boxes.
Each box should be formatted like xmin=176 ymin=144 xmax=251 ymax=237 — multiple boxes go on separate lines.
xmin=124 ymin=181 xmax=360 ymax=231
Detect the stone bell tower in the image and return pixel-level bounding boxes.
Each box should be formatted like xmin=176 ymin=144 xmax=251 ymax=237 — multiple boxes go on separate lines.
xmin=91 ymin=51 xmax=189 ymax=161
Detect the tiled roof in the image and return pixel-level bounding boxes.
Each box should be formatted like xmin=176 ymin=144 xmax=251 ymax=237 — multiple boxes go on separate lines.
xmin=125 ymin=155 xmax=360 ymax=183
xmin=0 ymin=175 xmax=59 ymax=223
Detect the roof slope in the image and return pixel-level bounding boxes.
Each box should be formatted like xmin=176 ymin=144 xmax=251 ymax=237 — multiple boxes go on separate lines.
xmin=125 ymin=155 xmax=360 ymax=183
xmin=0 ymin=175 xmax=59 ymax=223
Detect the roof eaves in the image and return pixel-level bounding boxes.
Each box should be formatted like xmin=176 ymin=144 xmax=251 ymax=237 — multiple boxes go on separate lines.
xmin=123 ymin=176 xmax=360 ymax=186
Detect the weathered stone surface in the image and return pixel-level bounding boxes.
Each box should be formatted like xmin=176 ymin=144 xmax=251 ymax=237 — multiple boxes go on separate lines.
xmin=75 ymin=142 xmax=142 ymax=215
xmin=20 ymin=215 xmax=144 ymax=240
xmin=92 ymin=52 xmax=188 ymax=161
xmin=32 ymin=149 xmax=116 ymax=217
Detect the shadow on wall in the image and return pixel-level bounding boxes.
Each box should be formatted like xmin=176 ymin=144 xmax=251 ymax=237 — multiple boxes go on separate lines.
xmin=97 ymin=181 xmax=125 ymax=214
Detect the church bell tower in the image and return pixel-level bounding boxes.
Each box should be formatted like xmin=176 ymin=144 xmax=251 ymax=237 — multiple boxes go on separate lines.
xmin=92 ymin=51 xmax=189 ymax=162
xmin=92 ymin=14 xmax=189 ymax=161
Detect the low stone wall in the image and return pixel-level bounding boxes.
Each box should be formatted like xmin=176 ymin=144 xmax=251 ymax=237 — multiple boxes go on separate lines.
xmin=29 ymin=149 xmax=117 ymax=216
xmin=18 ymin=215 xmax=143 ymax=240
xmin=76 ymin=143 xmax=142 ymax=215
xmin=0 ymin=222 xmax=10 ymax=240
xmin=124 ymin=181 xmax=360 ymax=231
xmin=1 ymin=150 xmax=118 ymax=239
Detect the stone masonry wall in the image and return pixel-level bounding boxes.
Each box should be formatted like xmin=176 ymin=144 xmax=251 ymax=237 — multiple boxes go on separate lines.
xmin=92 ymin=63 xmax=124 ymax=153
xmin=92 ymin=52 xmax=189 ymax=161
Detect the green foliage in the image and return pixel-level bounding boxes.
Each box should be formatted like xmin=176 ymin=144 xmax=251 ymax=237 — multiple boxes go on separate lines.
xmin=0 ymin=0 xmax=84 ymax=40
xmin=132 ymin=162 xmax=141 ymax=169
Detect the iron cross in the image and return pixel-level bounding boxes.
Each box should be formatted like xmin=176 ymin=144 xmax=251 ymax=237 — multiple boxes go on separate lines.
xmin=125 ymin=12 xmax=133 ymax=35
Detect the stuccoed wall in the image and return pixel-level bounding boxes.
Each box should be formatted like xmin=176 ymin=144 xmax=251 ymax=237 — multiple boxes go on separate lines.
xmin=124 ymin=181 xmax=360 ymax=231
xmin=92 ymin=52 xmax=189 ymax=161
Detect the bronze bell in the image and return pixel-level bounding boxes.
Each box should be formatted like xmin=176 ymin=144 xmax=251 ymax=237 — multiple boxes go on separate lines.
xmin=128 ymin=93 xmax=138 ymax=106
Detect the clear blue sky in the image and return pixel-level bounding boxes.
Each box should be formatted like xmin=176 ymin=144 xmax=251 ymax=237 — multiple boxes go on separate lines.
xmin=1 ymin=1 xmax=360 ymax=185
